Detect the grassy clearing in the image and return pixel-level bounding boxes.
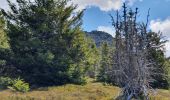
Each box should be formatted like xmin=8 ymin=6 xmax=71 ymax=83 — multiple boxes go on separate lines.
xmin=0 ymin=80 xmax=169 ymax=100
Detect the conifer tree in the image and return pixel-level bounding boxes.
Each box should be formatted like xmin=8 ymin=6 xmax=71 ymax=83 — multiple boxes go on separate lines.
xmin=146 ymin=32 xmax=169 ymax=88
xmin=1 ymin=0 xmax=93 ymax=86
xmin=97 ymin=42 xmax=114 ymax=83
xmin=0 ymin=11 xmax=8 ymax=49
xmin=85 ymin=38 xmax=100 ymax=78
xmin=0 ymin=11 xmax=9 ymax=75
xmin=164 ymin=59 xmax=170 ymax=87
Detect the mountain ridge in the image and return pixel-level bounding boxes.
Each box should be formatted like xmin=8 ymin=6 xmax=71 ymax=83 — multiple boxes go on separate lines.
xmin=85 ymin=30 xmax=114 ymax=47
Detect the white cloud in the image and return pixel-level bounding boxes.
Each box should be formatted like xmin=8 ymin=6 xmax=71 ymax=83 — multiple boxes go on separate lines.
xmin=0 ymin=0 xmax=10 ymax=10
xmin=70 ymin=0 xmax=143 ymax=12
xmin=165 ymin=39 xmax=170 ymax=57
xmin=97 ymin=26 xmax=115 ymax=36
xmin=150 ymin=18 xmax=170 ymax=57
xmin=150 ymin=18 xmax=170 ymax=38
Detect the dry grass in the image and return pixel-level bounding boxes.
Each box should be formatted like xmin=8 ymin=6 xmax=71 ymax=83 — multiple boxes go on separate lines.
xmin=0 ymin=79 xmax=169 ymax=100
xmin=149 ymin=89 xmax=170 ymax=100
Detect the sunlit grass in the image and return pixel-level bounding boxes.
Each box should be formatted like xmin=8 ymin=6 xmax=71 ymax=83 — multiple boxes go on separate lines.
xmin=0 ymin=79 xmax=169 ymax=100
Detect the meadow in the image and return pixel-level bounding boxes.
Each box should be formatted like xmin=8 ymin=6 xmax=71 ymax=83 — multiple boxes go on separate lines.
xmin=0 ymin=79 xmax=169 ymax=100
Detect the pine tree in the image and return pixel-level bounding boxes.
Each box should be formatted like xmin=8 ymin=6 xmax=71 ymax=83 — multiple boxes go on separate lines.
xmin=85 ymin=38 xmax=100 ymax=78
xmin=164 ymin=59 xmax=170 ymax=88
xmin=0 ymin=11 xmax=8 ymax=49
xmin=164 ymin=58 xmax=170 ymax=88
xmin=0 ymin=11 xmax=10 ymax=75
xmin=1 ymin=0 xmax=92 ymax=86
xmin=146 ymin=32 xmax=169 ymax=88
xmin=97 ymin=42 xmax=114 ymax=83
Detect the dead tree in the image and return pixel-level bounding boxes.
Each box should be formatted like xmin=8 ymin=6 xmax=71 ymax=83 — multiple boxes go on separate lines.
xmin=111 ymin=4 xmax=153 ymax=100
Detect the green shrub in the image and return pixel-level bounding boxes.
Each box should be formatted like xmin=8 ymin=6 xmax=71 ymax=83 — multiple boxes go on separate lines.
xmin=164 ymin=60 xmax=170 ymax=89
xmin=8 ymin=78 xmax=30 ymax=93
xmin=0 ymin=77 xmax=13 ymax=89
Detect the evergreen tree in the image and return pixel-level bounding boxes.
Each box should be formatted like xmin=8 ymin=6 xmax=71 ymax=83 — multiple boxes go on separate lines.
xmin=164 ymin=59 xmax=170 ymax=88
xmin=147 ymin=32 xmax=169 ymax=88
xmin=0 ymin=11 xmax=8 ymax=49
xmin=85 ymin=38 xmax=100 ymax=78
xmin=97 ymin=42 xmax=114 ymax=83
xmin=0 ymin=11 xmax=10 ymax=75
xmin=1 ymin=0 xmax=92 ymax=86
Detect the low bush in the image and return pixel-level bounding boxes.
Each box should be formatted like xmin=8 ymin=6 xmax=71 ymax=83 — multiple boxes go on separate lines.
xmin=0 ymin=77 xmax=13 ymax=89
xmin=8 ymin=78 xmax=30 ymax=93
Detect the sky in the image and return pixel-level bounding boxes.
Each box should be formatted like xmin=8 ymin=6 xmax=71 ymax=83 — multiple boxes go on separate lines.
xmin=0 ymin=0 xmax=170 ymax=56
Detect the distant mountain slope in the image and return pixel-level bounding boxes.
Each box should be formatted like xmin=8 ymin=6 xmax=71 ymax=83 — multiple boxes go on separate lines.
xmin=85 ymin=31 xmax=114 ymax=47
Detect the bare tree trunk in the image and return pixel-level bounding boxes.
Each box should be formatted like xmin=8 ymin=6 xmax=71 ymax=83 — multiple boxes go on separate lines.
xmin=111 ymin=3 xmax=153 ymax=100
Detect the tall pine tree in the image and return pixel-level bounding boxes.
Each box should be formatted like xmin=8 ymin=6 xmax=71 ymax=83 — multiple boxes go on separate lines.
xmin=97 ymin=42 xmax=114 ymax=83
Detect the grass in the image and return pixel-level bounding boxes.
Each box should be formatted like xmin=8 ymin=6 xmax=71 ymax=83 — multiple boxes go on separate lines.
xmin=0 ymin=79 xmax=169 ymax=100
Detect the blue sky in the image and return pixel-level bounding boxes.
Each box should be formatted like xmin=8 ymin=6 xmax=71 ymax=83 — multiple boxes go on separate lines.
xmin=81 ymin=0 xmax=170 ymax=33
xmin=1 ymin=0 xmax=170 ymax=56
xmin=72 ymin=0 xmax=170 ymax=57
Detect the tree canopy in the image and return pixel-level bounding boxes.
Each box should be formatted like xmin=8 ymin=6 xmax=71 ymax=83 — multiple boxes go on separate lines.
xmin=1 ymin=0 xmax=96 ymax=86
